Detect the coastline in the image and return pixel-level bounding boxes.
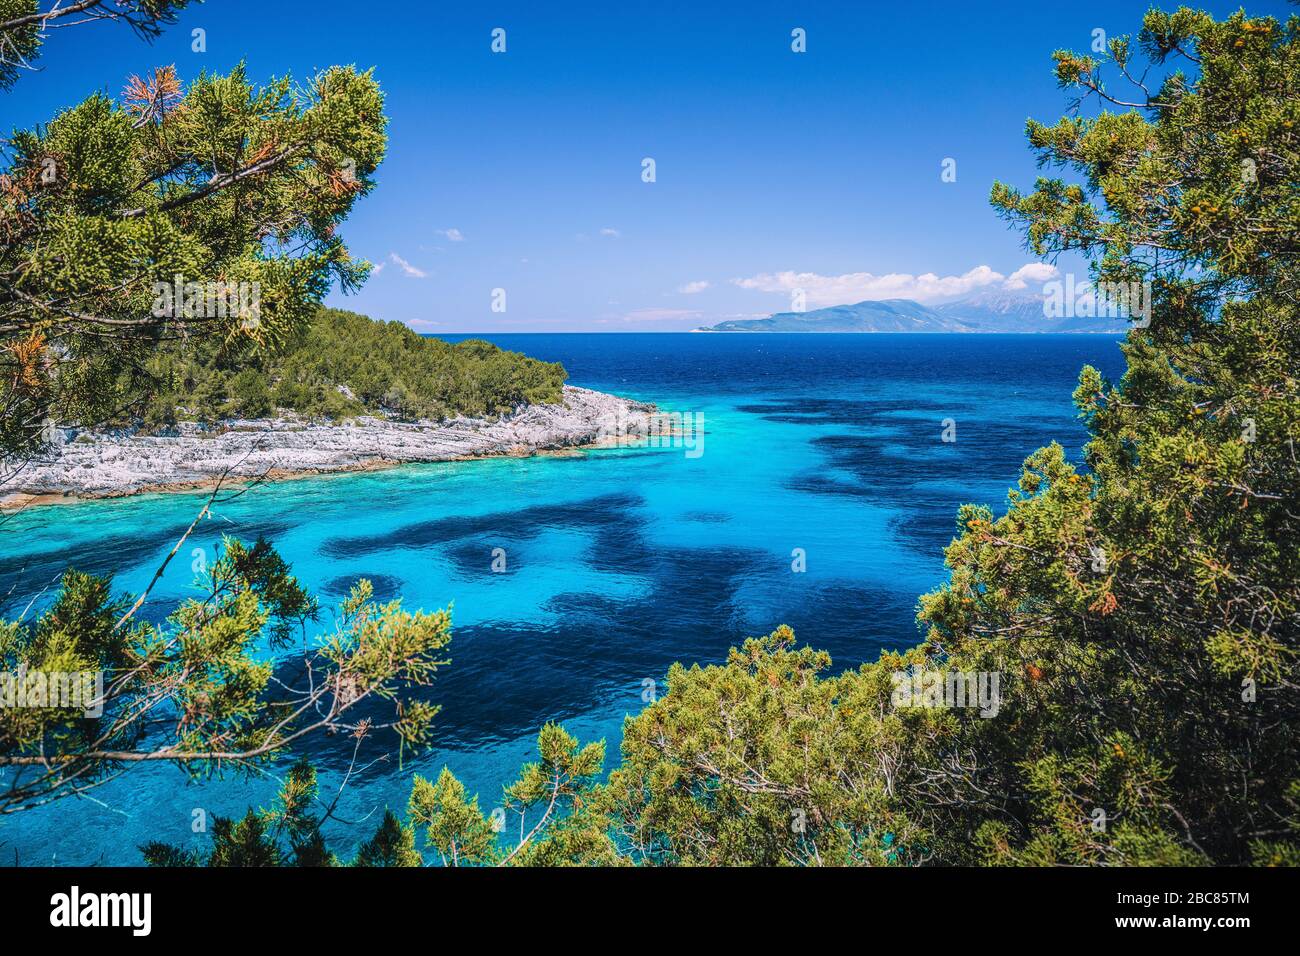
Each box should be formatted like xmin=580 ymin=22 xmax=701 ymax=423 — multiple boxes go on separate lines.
xmin=2 ymin=385 xmax=656 ymax=510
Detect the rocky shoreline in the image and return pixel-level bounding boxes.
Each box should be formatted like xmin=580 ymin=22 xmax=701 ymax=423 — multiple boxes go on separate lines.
xmin=2 ymin=385 xmax=656 ymax=507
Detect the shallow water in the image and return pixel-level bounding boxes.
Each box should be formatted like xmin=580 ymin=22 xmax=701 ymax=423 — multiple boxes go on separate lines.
xmin=0 ymin=333 xmax=1125 ymax=865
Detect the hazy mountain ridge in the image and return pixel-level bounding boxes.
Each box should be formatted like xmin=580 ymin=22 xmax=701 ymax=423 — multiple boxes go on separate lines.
xmin=698 ymin=289 xmax=1128 ymax=333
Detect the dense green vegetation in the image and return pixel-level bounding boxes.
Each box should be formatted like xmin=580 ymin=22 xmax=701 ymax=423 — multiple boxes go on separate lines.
xmin=141 ymin=723 xmax=624 ymax=867
xmin=139 ymin=307 xmax=567 ymax=426
xmin=0 ymin=545 xmax=451 ymax=813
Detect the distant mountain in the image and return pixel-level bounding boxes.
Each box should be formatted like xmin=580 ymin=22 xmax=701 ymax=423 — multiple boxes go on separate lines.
xmin=699 ymin=298 xmax=973 ymax=333
xmin=696 ymin=288 xmax=1128 ymax=333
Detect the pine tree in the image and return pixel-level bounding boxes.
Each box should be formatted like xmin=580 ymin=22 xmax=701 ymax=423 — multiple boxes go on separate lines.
xmin=1 ymin=6 xmax=386 ymax=462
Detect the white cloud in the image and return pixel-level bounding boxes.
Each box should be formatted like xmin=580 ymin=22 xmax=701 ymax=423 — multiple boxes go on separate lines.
xmin=370 ymin=262 xmax=385 ymax=275
xmin=389 ymin=253 xmax=427 ymax=279
xmin=437 ymin=228 xmax=465 ymax=242
xmin=733 ymin=266 xmax=1018 ymax=306
xmin=599 ymin=227 xmax=621 ymax=238
xmin=731 ymin=264 xmax=1062 ymax=306
xmin=677 ymin=280 xmax=710 ymax=294
xmin=1004 ymin=262 xmax=1060 ymax=290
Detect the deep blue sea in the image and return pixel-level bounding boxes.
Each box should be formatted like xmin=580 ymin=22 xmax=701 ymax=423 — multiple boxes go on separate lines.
xmin=0 ymin=333 xmax=1124 ymax=865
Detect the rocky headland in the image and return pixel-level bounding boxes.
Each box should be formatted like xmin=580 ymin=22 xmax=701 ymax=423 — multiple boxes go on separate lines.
xmin=2 ymin=385 xmax=655 ymax=507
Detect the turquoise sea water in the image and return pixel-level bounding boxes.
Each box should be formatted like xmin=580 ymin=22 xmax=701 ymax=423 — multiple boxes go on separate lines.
xmin=0 ymin=333 xmax=1125 ymax=865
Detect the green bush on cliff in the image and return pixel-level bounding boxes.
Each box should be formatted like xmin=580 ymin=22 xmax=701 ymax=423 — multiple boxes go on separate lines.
xmin=136 ymin=307 xmax=568 ymax=425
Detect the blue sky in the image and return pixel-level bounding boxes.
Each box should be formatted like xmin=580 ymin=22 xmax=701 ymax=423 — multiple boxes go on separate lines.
xmin=8 ymin=0 xmax=1292 ymax=331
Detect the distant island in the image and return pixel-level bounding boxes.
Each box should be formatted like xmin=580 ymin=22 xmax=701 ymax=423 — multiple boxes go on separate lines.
xmin=696 ymin=288 xmax=1127 ymax=333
